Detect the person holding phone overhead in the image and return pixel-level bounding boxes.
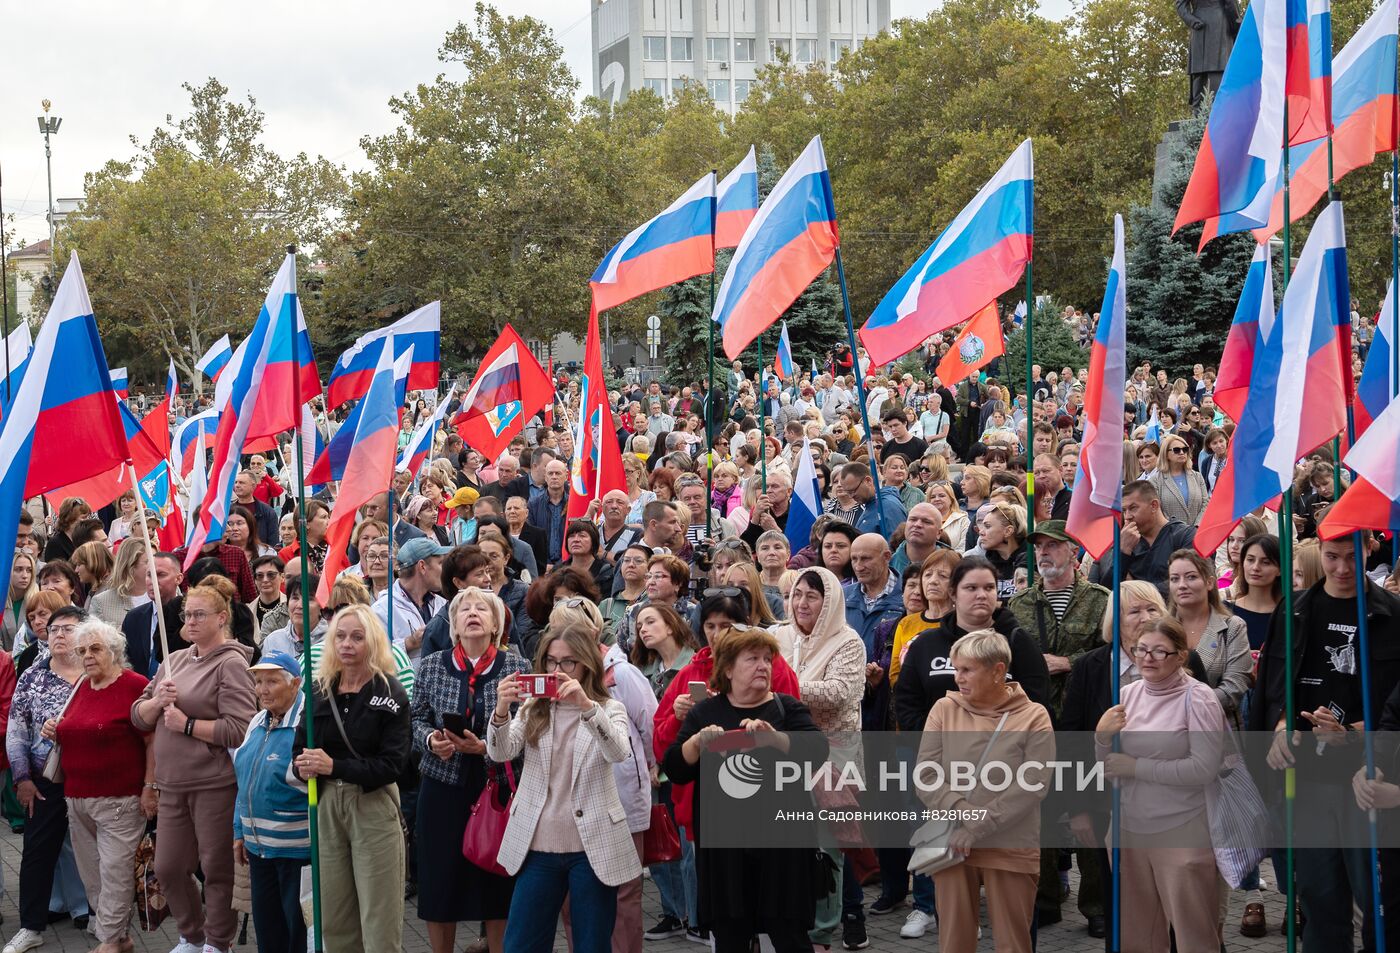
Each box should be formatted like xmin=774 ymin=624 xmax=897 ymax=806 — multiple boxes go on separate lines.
xmin=486 ymin=626 xmax=640 ymax=953
xmin=410 ymin=587 xmax=528 ymax=953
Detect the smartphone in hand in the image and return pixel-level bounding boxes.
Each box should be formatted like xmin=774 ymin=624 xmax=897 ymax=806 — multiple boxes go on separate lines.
xmin=441 ymin=712 xmax=468 ymax=736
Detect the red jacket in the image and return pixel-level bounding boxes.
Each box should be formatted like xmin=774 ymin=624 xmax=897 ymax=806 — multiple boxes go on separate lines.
xmin=252 ymin=473 xmax=282 ymax=506
xmin=0 ymin=652 xmax=17 ymax=771
xmin=652 ymin=646 xmax=801 ymax=837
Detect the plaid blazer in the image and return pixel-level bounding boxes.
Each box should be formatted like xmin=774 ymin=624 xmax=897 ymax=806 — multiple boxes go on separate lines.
xmin=486 ymin=697 xmax=642 ymax=887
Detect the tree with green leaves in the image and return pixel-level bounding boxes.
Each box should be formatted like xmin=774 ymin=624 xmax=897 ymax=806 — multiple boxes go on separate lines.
xmin=1125 ymin=107 xmax=1257 ymax=374
xmin=59 ymin=78 xmax=343 ymax=392
xmin=1002 ymin=301 xmax=1085 ymax=390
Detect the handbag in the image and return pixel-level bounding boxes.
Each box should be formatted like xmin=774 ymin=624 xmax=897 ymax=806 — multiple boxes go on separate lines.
xmin=462 ymin=760 xmax=516 ymax=876
xmin=40 ymin=675 xmax=88 ymax=784
xmin=642 ymin=803 xmax=681 ymax=865
xmin=907 ymin=711 xmax=1009 ymax=877
xmin=1186 ymin=686 xmax=1270 ymax=887
xmin=134 ymin=823 xmax=170 ymax=931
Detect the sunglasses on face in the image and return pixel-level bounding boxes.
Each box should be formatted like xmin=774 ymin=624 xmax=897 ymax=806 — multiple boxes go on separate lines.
xmin=703 ymin=587 xmax=744 ymax=599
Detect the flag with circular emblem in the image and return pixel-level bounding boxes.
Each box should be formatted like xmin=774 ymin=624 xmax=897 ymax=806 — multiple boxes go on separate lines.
xmin=934 ymin=302 xmax=1004 ymax=383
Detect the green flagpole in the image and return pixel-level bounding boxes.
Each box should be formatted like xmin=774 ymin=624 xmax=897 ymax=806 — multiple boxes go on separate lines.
xmin=758 ymin=333 xmax=767 ymax=492
xmin=286 ymin=244 xmax=323 ymax=951
xmin=706 ymin=169 xmax=717 ymax=537
xmin=1023 ymin=261 xmax=1036 ymax=588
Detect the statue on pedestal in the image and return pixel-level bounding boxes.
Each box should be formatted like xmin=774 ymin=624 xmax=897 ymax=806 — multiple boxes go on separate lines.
xmin=1176 ymin=0 xmax=1242 ymax=109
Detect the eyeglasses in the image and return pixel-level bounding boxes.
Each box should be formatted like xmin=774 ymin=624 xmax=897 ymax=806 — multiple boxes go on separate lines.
xmin=75 ymin=645 xmax=107 ymax=656
xmin=179 ymin=610 xmax=216 ymax=623
xmin=1168 ymin=447 xmax=1189 ymax=455
xmin=254 ymin=571 xmax=283 ymax=581
xmin=542 ymin=657 xmax=579 ymax=673
xmin=1130 ymin=645 xmax=1177 ymax=661
xmin=555 ymin=596 xmax=589 ymax=609
xmin=703 ymin=587 xmax=744 ymax=599
xmin=47 ymin=624 xmax=78 ymax=637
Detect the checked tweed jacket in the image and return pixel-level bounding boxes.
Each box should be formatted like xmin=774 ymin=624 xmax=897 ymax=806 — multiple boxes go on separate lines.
xmin=486 ymin=696 xmax=643 ymax=887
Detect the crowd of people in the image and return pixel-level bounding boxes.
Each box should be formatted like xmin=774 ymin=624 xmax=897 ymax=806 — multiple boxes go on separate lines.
xmin=1 ymin=318 xmax=1397 ymax=953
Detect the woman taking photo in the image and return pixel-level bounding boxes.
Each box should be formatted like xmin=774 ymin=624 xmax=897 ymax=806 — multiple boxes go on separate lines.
xmin=487 ymin=626 xmax=641 ymax=953
xmin=4 ymin=605 xmax=84 ymax=953
xmin=631 ymin=604 xmax=698 ymax=700
xmin=916 ymin=631 xmax=1054 ymax=953
xmin=412 ymin=588 xmax=528 ymax=953
xmin=293 ymin=605 xmax=411 ymax=953
xmin=1226 ymin=534 xmax=1283 ymax=651
xmin=50 ymin=619 xmax=155 ymax=953
xmin=130 ymin=581 xmax=256 ymax=953
xmin=87 ymin=542 xmax=146 ymax=631
xmin=1149 ymin=434 xmax=1208 ymax=526
xmin=978 ymin=502 xmax=1027 ymax=603
xmin=1094 ymin=617 xmax=1226 ymax=953
xmin=889 ymin=550 xmax=961 ymax=688
xmin=662 ymin=626 xmax=826 ymax=952
xmin=1166 ymin=550 xmax=1253 ymax=727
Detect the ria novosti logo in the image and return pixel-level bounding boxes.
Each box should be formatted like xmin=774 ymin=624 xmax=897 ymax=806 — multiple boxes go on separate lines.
xmin=717 ymin=753 xmax=764 ymax=800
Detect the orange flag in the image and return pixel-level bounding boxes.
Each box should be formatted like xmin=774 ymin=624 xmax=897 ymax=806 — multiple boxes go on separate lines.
xmin=935 ymin=302 xmax=1004 ymax=383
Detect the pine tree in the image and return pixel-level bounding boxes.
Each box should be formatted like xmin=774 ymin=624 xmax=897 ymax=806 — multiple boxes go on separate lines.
xmin=1002 ymin=301 xmax=1083 ymax=391
xmin=1125 ymin=105 xmax=1258 ymax=375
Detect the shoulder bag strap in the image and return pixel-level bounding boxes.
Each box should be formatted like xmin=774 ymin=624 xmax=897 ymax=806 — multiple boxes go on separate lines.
xmin=974 ymin=712 xmax=1011 ymax=772
xmin=54 ymin=674 xmax=88 ymax=723
xmin=326 ymin=682 xmax=363 ymax=761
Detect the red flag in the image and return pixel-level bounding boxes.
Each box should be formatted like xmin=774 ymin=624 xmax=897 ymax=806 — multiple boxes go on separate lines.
xmin=935 ymin=303 xmax=1004 ymax=384
xmin=566 ymin=303 xmax=625 ymax=533
xmin=453 ymin=325 xmax=553 ymax=463
xmin=544 ymin=358 xmax=555 ymax=428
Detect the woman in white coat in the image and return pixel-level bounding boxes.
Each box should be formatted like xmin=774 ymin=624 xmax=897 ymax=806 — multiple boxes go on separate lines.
xmin=487 ymin=625 xmax=641 ymax=953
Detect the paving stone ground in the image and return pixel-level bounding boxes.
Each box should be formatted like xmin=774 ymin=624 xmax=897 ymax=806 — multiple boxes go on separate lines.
xmin=0 ymin=829 xmax=1317 ymax=951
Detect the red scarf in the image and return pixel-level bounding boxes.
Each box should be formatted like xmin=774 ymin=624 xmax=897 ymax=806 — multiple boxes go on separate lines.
xmin=453 ymin=642 xmax=499 ymax=698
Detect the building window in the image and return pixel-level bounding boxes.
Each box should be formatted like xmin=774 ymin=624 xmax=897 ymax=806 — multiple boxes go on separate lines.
xmin=830 ymin=38 xmax=851 ymax=60
xmin=643 ymin=35 xmax=667 ymax=60
xmin=707 ymin=37 xmax=729 ymax=61
xmin=734 ymin=37 xmax=756 ymax=60
xmin=770 ymin=36 xmax=791 ymax=58
xmin=708 ymin=79 xmax=731 ymax=102
xmin=734 ymin=79 xmax=753 ymax=102
xmin=671 ymin=36 xmax=694 ymax=60
xmin=796 ymin=38 xmax=817 ymax=62
xmin=644 ymin=77 xmax=668 ymax=96
xmin=672 ymin=77 xmax=691 ymax=94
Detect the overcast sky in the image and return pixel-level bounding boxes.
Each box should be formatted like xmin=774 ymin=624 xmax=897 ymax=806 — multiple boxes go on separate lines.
xmin=0 ymin=0 xmax=1069 ymax=248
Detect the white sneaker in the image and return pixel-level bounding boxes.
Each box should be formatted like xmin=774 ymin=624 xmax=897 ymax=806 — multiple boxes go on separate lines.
xmin=3 ymin=929 xmax=43 ymax=953
xmin=899 ymin=911 xmax=932 ymax=939
xmin=202 ymin=946 xmax=229 ymax=953
xmin=168 ymin=940 xmax=201 ymax=953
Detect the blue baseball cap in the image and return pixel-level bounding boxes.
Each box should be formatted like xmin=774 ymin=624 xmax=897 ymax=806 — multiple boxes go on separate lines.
xmin=249 ymin=651 xmax=302 ymax=678
xmin=398 ymin=536 xmax=450 ymax=567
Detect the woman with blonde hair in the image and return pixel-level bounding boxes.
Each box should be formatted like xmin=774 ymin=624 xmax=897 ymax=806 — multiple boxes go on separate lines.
xmin=710 ymin=462 xmax=743 ymax=518
xmin=71 ymin=541 xmax=114 ymax=608
xmin=719 ymin=561 xmax=780 ymax=626
xmin=5 ymin=550 xmax=38 ymax=652
xmin=293 ymin=605 xmax=411 ymax=953
xmin=978 ymin=502 xmax=1027 ymax=602
xmin=960 ymin=465 xmax=992 ymax=519
xmin=621 ymin=454 xmax=655 ymax=524
xmin=411 ymin=588 xmax=528 ymax=953
xmin=1149 ymin=433 xmax=1208 ymax=526
xmin=87 ymin=540 xmax=147 ymax=630
xmin=1293 ymin=538 xmax=1324 ymax=589
xmin=488 ymin=626 xmax=639 ymax=953
xmin=924 ymin=481 xmax=968 ymax=552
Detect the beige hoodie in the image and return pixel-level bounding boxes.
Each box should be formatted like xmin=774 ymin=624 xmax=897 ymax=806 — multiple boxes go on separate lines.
xmin=916 ymin=682 xmax=1054 ymax=871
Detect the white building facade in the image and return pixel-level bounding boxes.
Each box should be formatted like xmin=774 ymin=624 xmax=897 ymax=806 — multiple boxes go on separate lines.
xmin=592 ymin=0 xmax=891 ymax=113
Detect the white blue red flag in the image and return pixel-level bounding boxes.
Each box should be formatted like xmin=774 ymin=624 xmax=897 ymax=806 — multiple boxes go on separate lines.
xmin=240 ymin=263 xmax=321 ymax=442
xmin=591 ymin=173 xmax=716 ymax=313
xmin=186 ymin=253 xmax=301 ymax=566
xmin=1066 ymin=215 xmax=1128 ymax=560
xmin=453 ymin=325 xmax=553 ymax=464
xmin=1286 ymin=0 xmax=1333 ymax=147
xmin=1356 ymin=280 xmax=1396 ymax=437
xmin=1196 ymin=202 xmax=1351 ymax=555
xmin=308 ymin=350 xmax=414 ymax=485
xmin=774 ymin=321 xmax=796 ymax=381
xmin=566 ymin=304 xmax=626 ymax=528
xmin=860 ymin=140 xmax=1033 ymax=366
xmin=165 ymin=358 xmax=178 ymax=405
xmin=110 ymin=367 xmax=129 ymax=400
xmin=325 ymin=302 xmax=441 ymax=409
xmin=1176 ymin=0 xmax=1288 ymax=238
xmin=317 ymin=341 xmax=405 ymax=605
xmin=0 ymin=322 xmax=33 ymax=421
xmin=1320 ymin=384 xmax=1400 ymax=537
xmin=399 ymin=384 xmax=458 ymax=477
xmin=172 ymin=408 xmax=219 ymax=479
xmin=714 ymin=136 xmax=839 ymax=360
xmin=1214 ymin=243 xmax=1275 ymax=421
xmin=786 ymin=438 xmax=822 ymax=553
xmin=195 ymin=334 xmax=233 ymax=381
xmin=716 ymin=147 xmax=760 ymax=250
xmin=0 ymin=254 xmax=128 ymax=588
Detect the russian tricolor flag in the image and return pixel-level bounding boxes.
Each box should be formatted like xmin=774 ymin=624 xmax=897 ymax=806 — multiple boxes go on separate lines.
xmin=239 ymin=263 xmax=321 ymax=443
xmin=325 ymin=302 xmax=441 ymax=409
xmin=172 ymin=408 xmax=218 ymax=479
xmin=308 ymin=350 xmax=413 ymax=485
xmin=399 ymin=383 xmax=458 ymax=477
xmin=0 ymin=254 xmax=129 ymax=589
xmin=195 ymin=334 xmax=233 ymax=381
xmin=453 ymin=324 xmax=553 ymax=465
xmin=110 ymin=367 xmax=129 ymax=400
xmin=786 ymin=438 xmax=823 ymax=553
xmin=165 ymin=358 xmax=178 ymax=405
xmin=317 ymin=341 xmax=404 ymax=606
xmin=187 ymin=253 xmax=300 ymax=565
xmin=1355 ymin=279 xmax=1396 ymax=437
xmin=1176 ymin=0 xmax=1288 ymax=238
xmin=1286 ymin=0 xmax=1334 ymax=147
xmin=1214 ymin=243 xmax=1275 ymax=422
xmin=1197 ymin=202 xmax=1351 ymax=555
xmin=591 ymin=173 xmax=716 ymax=314
xmin=0 ymin=322 xmax=33 ymax=421
xmin=716 ymin=147 xmax=760 ymax=250
xmin=774 ymin=320 xmax=796 ymax=381
xmin=860 ymin=140 xmax=1033 ymax=367
xmin=1320 ymin=384 xmax=1400 ymax=538
xmin=714 ymin=136 xmax=839 ymax=360
xmin=1066 ymin=215 xmax=1128 ymax=560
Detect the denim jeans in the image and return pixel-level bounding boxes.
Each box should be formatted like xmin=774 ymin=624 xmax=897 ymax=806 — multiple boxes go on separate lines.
xmin=874 ymin=846 xmax=935 ymax=914
xmin=247 ymin=854 xmax=307 ymax=953
xmin=842 ymin=853 xmax=864 ymax=922
xmin=1295 ymin=846 xmax=1375 ymax=952
xmin=651 ymin=825 xmax=697 ymax=925
xmin=504 ymin=851 xmax=618 ymax=953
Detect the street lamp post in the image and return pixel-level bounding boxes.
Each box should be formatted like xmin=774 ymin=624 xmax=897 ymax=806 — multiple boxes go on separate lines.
xmin=37 ymin=99 xmax=61 ymax=276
